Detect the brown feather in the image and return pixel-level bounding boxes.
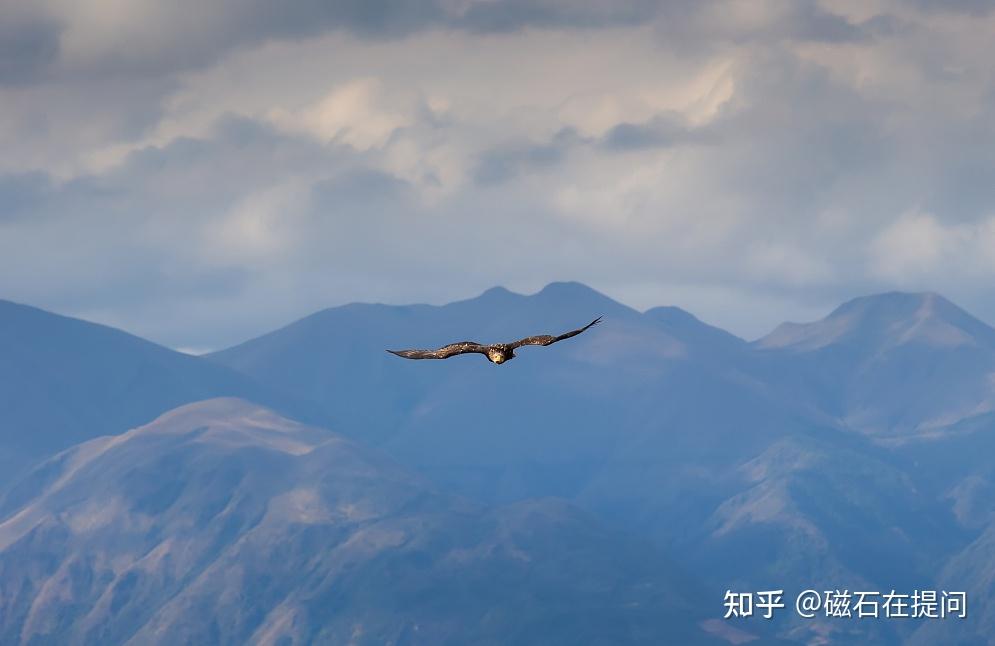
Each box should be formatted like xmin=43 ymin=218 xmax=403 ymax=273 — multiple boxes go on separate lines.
xmin=508 ymin=317 xmax=601 ymax=349
xmin=386 ymin=341 xmax=487 ymax=360
xmin=387 ymin=317 xmax=601 ymax=362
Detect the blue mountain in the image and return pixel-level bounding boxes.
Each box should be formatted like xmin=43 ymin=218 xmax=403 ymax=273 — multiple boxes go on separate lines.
xmin=754 ymin=291 xmax=995 ymax=437
xmin=6 ymin=285 xmax=995 ymax=643
xmin=0 ymin=399 xmax=732 ymax=646
xmin=0 ymin=299 xmax=312 ymax=485
xmin=207 ymin=284 xmax=995 ymax=644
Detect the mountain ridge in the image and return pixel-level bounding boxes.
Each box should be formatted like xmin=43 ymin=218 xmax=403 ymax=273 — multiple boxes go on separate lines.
xmin=0 ymin=398 xmax=726 ymax=646
xmin=756 ymin=291 xmax=995 ymax=352
xmin=6 ymin=287 xmax=995 ymax=643
xmin=0 ymin=299 xmax=319 ymax=487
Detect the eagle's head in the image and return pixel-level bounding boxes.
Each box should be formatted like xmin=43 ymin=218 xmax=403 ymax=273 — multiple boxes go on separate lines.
xmin=487 ymin=348 xmax=514 ymax=364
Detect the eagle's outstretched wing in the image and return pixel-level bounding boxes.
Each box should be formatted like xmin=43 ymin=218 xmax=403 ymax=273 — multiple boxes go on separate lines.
xmin=387 ymin=341 xmax=488 ymax=360
xmin=508 ymin=317 xmax=601 ymax=349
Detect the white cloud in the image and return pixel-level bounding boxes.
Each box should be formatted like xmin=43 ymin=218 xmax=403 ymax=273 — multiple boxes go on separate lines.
xmin=268 ymin=78 xmax=416 ymax=150
xmin=870 ymin=211 xmax=995 ymax=283
xmin=203 ymin=180 xmax=311 ymax=264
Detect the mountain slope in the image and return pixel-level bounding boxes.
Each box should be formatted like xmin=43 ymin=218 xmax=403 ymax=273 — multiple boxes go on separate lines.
xmin=0 ymin=299 xmax=309 ymax=484
xmin=753 ymin=292 xmax=995 ymax=437
xmin=206 ymin=281 xmax=765 ymax=486
xmin=10 ymin=287 xmax=995 ymax=643
xmin=0 ymin=398 xmax=729 ymax=646
xmin=204 ymin=285 xmax=995 ymax=644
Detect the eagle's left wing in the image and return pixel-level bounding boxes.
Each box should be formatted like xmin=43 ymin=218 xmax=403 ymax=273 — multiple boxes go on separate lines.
xmin=386 ymin=341 xmax=487 ymax=360
xmin=508 ymin=317 xmax=601 ymax=349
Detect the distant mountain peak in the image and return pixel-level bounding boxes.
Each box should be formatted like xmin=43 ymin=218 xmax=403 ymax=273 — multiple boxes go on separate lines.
xmin=147 ymin=396 xmax=282 ymax=432
xmin=0 ymin=398 xmax=715 ymax=646
xmin=536 ymin=281 xmax=597 ymax=296
xmin=130 ymin=397 xmax=333 ymax=456
xmin=0 ymin=300 xmax=297 ymax=480
xmin=478 ymin=285 xmax=516 ymax=298
xmin=831 ymin=290 xmax=947 ymax=318
xmin=643 ymin=305 xmax=746 ymax=350
xmin=757 ymin=291 xmax=995 ymax=351
xmin=528 ymin=281 xmax=636 ymax=316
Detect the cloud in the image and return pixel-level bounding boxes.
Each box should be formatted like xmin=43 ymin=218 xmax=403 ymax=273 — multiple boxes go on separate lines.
xmin=907 ymin=0 xmax=995 ymax=16
xmin=2 ymin=0 xmax=671 ymax=89
xmin=452 ymin=0 xmax=661 ymax=32
xmin=0 ymin=172 xmax=53 ymax=221
xmin=870 ymin=212 xmax=995 ymax=284
xmin=654 ymin=0 xmax=868 ymax=50
xmin=268 ymin=78 xmax=423 ymax=150
xmin=473 ymin=129 xmax=582 ymax=184
xmin=600 ymin=113 xmax=699 ymax=151
xmin=0 ymin=8 xmax=61 ymax=84
xmin=0 ymin=0 xmax=877 ymax=91
xmin=3 ymin=2 xmax=995 ymax=346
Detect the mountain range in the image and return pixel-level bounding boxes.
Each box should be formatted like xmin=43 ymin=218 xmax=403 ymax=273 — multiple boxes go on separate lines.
xmin=3 ymin=283 xmax=995 ymax=644
xmin=0 ymin=299 xmax=313 ymax=486
xmin=0 ymin=398 xmax=730 ymax=645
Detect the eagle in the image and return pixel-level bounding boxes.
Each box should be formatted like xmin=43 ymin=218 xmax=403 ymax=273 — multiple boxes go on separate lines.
xmin=387 ymin=317 xmax=601 ymax=365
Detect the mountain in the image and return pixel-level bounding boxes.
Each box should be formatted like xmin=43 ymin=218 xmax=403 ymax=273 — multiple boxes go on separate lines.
xmin=0 ymin=299 xmax=311 ymax=485
xmin=206 ymin=285 xmax=995 ymax=644
xmin=208 ymin=282 xmax=656 ymax=441
xmin=0 ymin=399 xmax=731 ymax=646
xmin=207 ymin=283 xmax=815 ymax=551
xmin=11 ymin=286 xmax=995 ymax=643
xmin=754 ymin=292 xmax=995 ymax=438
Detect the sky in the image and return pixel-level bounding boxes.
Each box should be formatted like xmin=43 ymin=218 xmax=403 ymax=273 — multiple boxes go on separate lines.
xmin=2 ymin=0 xmax=995 ymax=351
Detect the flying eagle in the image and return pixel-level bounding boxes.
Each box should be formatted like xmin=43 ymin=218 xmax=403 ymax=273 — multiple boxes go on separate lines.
xmin=387 ymin=317 xmax=601 ymax=365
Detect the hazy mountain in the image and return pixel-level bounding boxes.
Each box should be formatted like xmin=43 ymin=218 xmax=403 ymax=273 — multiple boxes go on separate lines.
xmin=909 ymin=509 xmax=995 ymax=646
xmin=754 ymin=292 xmax=995 ymax=438
xmin=0 ymin=399 xmax=731 ymax=646
xmin=207 ymin=284 xmax=995 ymax=644
xmin=208 ymin=283 xmax=828 ymax=579
xmin=208 ymin=282 xmax=679 ymax=442
xmin=207 ymin=281 xmax=774 ymax=486
xmin=206 ymin=284 xmax=863 ymax=524
xmin=0 ymin=299 xmax=310 ymax=485
xmin=9 ymin=285 xmax=995 ymax=643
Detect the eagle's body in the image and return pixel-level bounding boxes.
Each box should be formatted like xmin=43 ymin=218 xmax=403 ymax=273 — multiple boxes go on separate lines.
xmin=387 ymin=317 xmax=601 ymax=365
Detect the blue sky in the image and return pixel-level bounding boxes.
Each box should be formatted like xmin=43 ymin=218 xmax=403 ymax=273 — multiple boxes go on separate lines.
xmin=2 ymin=0 xmax=994 ymax=350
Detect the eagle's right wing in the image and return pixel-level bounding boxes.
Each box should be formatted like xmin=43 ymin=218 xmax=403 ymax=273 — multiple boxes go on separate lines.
xmin=387 ymin=341 xmax=487 ymax=360
xmin=508 ymin=317 xmax=601 ymax=349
